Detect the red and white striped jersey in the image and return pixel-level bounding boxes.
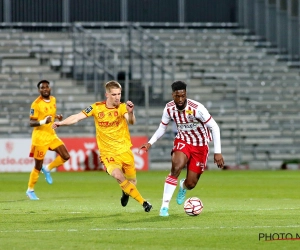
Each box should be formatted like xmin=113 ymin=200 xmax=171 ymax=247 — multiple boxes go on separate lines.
xmin=161 ymin=99 xmax=212 ymax=146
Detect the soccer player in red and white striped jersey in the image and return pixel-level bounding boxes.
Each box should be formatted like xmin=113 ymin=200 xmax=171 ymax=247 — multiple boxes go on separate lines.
xmin=139 ymin=80 xmax=224 ymax=216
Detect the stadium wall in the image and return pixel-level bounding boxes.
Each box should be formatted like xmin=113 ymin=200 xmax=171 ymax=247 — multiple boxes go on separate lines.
xmin=0 ymin=137 xmax=149 ymax=172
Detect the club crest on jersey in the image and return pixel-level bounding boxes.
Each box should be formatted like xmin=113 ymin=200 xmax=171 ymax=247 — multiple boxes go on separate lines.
xmin=84 ymin=106 xmax=93 ymax=114
xmin=98 ymin=112 xmax=104 ymax=119
xmin=185 ymin=110 xmax=194 ymax=120
xmin=30 ymin=109 xmax=34 ymax=115
xmin=114 ymin=111 xmax=118 ymax=117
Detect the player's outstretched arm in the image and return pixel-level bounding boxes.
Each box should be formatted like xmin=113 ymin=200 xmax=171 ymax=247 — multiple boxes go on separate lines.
xmin=52 ymin=112 xmax=86 ymax=129
xmin=30 ymin=116 xmax=52 ymax=127
xmin=138 ymin=123 xmax=168 ymax=155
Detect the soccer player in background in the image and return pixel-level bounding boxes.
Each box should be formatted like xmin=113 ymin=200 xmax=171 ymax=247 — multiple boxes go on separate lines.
xmin=27 ymin=80 xmax=70 ymax=200
xmin=52 ymin=80 xmax=152 ymax=212
xmin=139 ymin=80 xmax=224 ymax=216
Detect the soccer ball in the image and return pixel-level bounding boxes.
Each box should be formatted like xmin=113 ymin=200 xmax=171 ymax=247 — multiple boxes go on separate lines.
xmin=183 ymin=197 xmax=204 ymax=216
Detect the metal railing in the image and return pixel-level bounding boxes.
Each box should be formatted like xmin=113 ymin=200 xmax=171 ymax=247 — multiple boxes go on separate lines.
xmin=72 ymin=24 xmax=119 ymax=100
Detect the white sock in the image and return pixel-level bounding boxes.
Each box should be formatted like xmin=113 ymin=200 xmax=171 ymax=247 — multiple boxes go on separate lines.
xmin=161 ymin=174 xmax=178 ymax=209
xmin=180 ymin=179 xmax=186 ymax=189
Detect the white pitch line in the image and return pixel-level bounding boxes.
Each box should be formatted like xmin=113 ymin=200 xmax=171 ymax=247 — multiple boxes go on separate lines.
xmin=0 ymin=225 xmax=299 ymax=233
xmin=256 ymin=208 xmax=300 ymax=211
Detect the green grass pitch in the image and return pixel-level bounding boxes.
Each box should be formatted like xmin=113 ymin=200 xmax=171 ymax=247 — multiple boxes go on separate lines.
xmin=1 ymin=170 xmax=300 ymax=249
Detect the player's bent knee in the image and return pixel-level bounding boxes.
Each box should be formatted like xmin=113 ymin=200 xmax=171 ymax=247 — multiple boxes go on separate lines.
xmin=185 ymin=180 xmax=197 ymax=190
xmin=63 ymin=154 xmax=70 ymax=161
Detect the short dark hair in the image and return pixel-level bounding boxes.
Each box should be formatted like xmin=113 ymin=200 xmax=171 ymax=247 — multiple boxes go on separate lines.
xmin=171 ymin=81 xmax=187 ymax=92
xmin=37 ymin=80 xmax=50 ymax=88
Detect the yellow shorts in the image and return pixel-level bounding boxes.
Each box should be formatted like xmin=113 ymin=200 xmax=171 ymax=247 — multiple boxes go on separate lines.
xmin=101 ymin=150 xmax=136 ymax=179
xmin=29 ymin=137 xmax=64 ymax=160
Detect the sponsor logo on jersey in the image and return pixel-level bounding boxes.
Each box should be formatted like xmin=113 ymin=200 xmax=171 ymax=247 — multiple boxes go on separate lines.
xmin=177 ymin=123 xmax=198 ymax=131
xmin=98 ymin=121 xmax=119 ymax=127
xmin=84 ymin=106 xmax=93 ymax=114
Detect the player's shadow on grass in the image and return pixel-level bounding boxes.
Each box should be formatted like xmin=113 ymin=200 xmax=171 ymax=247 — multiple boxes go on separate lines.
xmin=115 ymin=214 xmax=183 ymax=224
xmin=44 ymin=213 xmax=183 ymax=224
xmin=45 ymin=213 xmax=129 ymax=223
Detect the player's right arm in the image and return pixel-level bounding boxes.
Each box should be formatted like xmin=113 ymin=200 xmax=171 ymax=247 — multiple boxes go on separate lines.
xmin=29 ymin=100 xmax=52 ymax=127
xmin=52 ymin=112 xmax=87 ymax=129
xmin=30 ymin=116 xmax=52 ymax=127
xmin=139 ymin=123 xmax=168 ymax=152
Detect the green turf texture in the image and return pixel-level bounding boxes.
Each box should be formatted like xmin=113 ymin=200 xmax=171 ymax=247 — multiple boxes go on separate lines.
xmin=1 ymin=170 xmax=300 ymax=250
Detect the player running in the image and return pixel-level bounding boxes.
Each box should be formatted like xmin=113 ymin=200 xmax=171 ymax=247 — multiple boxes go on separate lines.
xmin=139 ymin=80 xmax=224 ymax=216
xmin=27 ymin=80 xmax=70 ymax=200
xmin=52 ymin=80 xmax=152 ymax=212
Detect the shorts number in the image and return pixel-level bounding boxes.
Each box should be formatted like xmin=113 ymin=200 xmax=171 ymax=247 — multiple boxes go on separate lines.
xmin=105 ymin=157 xmax=115 ymax=163
xmin=175 ymin=142 xmax=185 ymax=150
xmin=37 ymin=150 xmax=44 ymax=157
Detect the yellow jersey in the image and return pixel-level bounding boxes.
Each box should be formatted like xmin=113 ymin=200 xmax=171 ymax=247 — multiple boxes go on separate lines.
xmin=82 ymin=101 xmax=132 ymax=155
xmin=30 ymin=96 xmax=58 ymax=146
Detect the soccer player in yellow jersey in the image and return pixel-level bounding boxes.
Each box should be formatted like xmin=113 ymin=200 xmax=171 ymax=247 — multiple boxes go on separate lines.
xmin=52 ymin=80 xmax=152 ymax=212
xmin=26 ymin=80 xmax=70 ymax=200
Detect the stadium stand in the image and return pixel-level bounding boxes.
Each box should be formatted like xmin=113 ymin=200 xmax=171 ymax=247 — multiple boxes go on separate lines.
xmin=1 ymin=25 xmax=299 ymax=169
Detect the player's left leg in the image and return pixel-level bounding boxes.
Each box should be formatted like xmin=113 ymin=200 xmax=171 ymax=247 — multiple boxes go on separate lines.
xmin=42 ymin=139 xmax=70 ymax=184
xmin=176 ymin=144 xmax=208 ymax=204
xmin=45 ymin=139 xmax=70 ymax=172
xmin=122 ymin=151 xmax=152 ymax=212
xmin=104 ymin=151 xmax=152 ymax=212
xmin=182 ymin=171 xmax=202 ymax=190
xmin=115 ymin=169 xmax=152 ymax=212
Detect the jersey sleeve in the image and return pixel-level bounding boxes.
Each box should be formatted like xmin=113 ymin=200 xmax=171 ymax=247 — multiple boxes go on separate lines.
xmin=82 ymin=103 xmax=96 ymax=117
xmin=120 ymin=103 xmax=127 ymax=116
xmin=195 ymin=103 xmax=211 ymax=123
xmin=161 ymin=106 xmax=171 ymax=125
xmin=30 ymin=102 xmax=39 ymax=120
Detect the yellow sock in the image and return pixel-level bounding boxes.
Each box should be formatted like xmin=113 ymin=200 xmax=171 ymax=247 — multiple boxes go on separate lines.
xmin=120 ymin=180 xmax=145 ymax=205
xmin=28 ymin=168 xmax=40 ymax=190
xmin=48 ymin=155 xmax=66 ymax=171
